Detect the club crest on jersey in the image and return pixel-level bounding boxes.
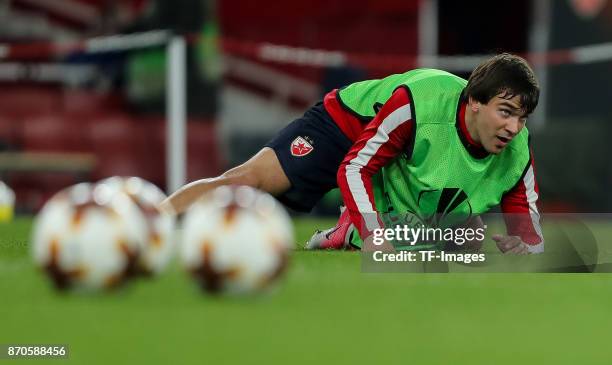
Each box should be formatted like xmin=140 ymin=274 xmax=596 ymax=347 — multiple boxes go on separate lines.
xmin=290 ymin=136 xmax=314 ymax=157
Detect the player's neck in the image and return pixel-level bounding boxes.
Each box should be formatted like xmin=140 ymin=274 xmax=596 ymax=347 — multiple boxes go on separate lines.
xmin=464 ymin=106 xmax=482 ymax=146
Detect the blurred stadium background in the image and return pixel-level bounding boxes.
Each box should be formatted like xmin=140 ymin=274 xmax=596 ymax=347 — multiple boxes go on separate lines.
xmin=2 ymin=2 xmax=612 ymax=364
xmin=0 ymin=0 xmax=610 ymax=215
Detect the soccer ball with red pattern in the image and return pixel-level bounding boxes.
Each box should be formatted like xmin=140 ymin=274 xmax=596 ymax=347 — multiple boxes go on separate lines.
xmin=98 ymin=176 xmax=175 ymax=275
xmin=180 ymin=185 xmax=294 ymax=295
xmin=31 ymin=183 xmax=147 ymax=290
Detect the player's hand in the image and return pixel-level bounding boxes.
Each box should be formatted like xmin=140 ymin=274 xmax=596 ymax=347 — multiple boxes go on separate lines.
xmin=492 ymin=234 xmax=530 ymax=255
xmin=362 ymin=235 xmax=396 ymax=252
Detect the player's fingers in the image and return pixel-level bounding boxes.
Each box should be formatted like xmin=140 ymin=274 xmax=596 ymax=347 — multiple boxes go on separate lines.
xmin=495 ymin=236 xmax=521 ymax=252
xmin=505 ymin=243 xmax=524 ymax=253
xmin=491 ymin=234 xmax=504 ymax=242
xmin=495 ymin=240 xmax=509 ymax=253
xmin=508 ymin=243 xmax=529 ymax=255
xmin=363 ymin=236 xmax=395 ymax=252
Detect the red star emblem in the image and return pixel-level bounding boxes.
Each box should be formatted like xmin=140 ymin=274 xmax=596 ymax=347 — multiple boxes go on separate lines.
xmin=290 ymin=137 xmax=314 ymax=157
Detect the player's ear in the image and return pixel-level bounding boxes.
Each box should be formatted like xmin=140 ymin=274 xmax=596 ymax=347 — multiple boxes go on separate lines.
xmin=468 ymin=96 xmax=480 ymax=112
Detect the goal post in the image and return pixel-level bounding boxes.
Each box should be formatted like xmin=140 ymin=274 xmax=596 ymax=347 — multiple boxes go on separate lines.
xmin=166 ymin=36 xmax=187 ymax=194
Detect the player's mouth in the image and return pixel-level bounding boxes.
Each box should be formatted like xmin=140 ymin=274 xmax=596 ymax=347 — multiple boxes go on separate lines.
xmin=496 ymin=136 xmax=510 ymax=146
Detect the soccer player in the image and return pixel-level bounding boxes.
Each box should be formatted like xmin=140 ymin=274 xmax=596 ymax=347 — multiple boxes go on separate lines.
xmin=160 ymin=53 xmax=543 ymax=254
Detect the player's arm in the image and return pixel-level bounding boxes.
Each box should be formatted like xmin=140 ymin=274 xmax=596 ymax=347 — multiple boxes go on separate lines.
xmin=497 ymin=151 xmax=544 ymax=254
xmin=159 ymin=148 xmax=291 ymax=214
xmin=337 ymin=87 xmax=415 ymax=240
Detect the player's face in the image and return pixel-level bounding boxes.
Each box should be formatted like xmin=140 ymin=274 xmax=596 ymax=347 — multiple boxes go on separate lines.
xmin=472 ymin=94 xmax=528 ymax=154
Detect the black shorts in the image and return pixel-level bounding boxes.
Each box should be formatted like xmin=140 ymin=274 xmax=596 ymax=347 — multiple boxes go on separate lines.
xmin=265 ymin=102 xmax=353 ymax=212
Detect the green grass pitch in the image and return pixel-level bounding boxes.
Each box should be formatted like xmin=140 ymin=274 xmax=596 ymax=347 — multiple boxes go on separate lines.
xmin=1 ymin=216 xmax=612 ymax=364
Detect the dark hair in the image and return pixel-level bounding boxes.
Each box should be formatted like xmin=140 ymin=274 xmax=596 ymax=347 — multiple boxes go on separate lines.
xmin=465 ymin=53 xmax=540 ymax=115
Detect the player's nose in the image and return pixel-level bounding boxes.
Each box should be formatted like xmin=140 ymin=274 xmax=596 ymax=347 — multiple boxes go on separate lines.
xmin=505 ymin=117 xmax=521 ymax=136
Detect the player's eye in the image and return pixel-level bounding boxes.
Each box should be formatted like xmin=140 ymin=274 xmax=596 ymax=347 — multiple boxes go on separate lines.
xmin=499 ymin=109 xmax=511 ymax=117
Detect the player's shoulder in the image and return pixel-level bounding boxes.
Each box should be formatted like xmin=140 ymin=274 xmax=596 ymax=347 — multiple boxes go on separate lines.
xmin=400 ymin=68 xmax=466 ymax=84
xmin=401 ymin=69 xmax=467 ymax=103
xmin=399 ymin=69 xmax=466 ymax=126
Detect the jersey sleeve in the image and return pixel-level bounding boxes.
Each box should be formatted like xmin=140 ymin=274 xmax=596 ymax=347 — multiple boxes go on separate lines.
xmin=501 ymin=151 xmax=544 ymax=253
xmin=336 ymin=87 xmax=415 ymax=240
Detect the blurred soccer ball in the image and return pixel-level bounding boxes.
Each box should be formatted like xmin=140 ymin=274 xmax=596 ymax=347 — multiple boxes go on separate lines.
xmin=31 ymin=183 xmax=147 ymax=290
xmin=180 ymin=185 xmax=294 ymax=295
xmin=0 ymin=180 xmax=15 ymax=222
xmin=98 ymin=176 xmax=175 ymax=275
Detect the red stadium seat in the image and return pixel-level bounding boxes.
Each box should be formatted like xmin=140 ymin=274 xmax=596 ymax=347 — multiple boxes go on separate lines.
xmin=0 ymin=87 xmax=61 ymax=120
xmin=149 ymin=118 xmax=223 ymax=185
xmin=187 ymin=119 xmax=223 ymax=180
xmin=88 ymin=114 xmax=141 ymax=180
xmin=22 ymin=114 xmax=91 ymax=153
xmin=0 ymin=115 xmax=19 ymax=150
